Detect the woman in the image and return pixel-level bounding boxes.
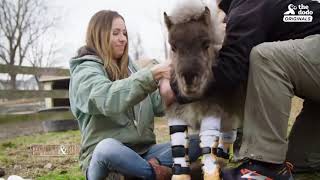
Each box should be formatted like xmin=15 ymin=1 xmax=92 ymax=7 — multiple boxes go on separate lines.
xmin=69 ymin=10 xmax=174 ymax=180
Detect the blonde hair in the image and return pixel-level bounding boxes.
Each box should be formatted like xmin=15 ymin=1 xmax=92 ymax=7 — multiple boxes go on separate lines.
xmin=86 ymin=10 xmax=129 ymax=81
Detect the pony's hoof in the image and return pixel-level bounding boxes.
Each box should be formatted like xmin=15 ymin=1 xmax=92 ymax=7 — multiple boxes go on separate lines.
xmin=171 ymin=174 xmax=191 ymax=180
xmin=203 ymin=169 xmax=221 ymax=180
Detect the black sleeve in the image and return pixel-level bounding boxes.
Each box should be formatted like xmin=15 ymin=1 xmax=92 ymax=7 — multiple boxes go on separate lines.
xmin=212 ymin=0 xmax=270 ymax=92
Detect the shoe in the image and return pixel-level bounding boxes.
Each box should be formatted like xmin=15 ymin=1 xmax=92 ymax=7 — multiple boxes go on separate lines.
xmin=221 ymin=159 xmax=294 ymax=180
xmin=148 ymin=158 xmax=172 ymax=180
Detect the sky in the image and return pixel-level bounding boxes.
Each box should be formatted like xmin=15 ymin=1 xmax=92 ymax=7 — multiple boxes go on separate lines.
xmin=48 ymin=0 xmax=179 ymax=68
xmin=1 ymin=0 xmax=212 ymax=81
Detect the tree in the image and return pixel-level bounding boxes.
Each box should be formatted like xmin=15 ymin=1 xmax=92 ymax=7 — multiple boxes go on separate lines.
xmin=129 ymin=32 xmax=144 ymax=61
xmin=155 ymin=6 xmax=170 ymax=60
xmin=0 ymin=0 xmax=57 ymax=89
xmin=26 ymin=35 xmax=61 ymax=89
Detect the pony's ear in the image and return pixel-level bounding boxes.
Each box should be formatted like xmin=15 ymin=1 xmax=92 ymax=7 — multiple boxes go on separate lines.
xmin=164 ymin=12 xmax=172 ymax=29
xmin=200 ymin=6 xmax=211 ymax=26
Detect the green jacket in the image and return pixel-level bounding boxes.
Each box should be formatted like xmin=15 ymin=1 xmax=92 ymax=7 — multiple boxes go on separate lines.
xmin=69 ymin=55 xmax=164 ymax=172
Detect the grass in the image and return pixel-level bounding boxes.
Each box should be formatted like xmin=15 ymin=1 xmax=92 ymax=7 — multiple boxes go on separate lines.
xmin=36 ymin=165 xmax=85 ymax=180
xmin=0 ymin=97 xmax=319 ymax=179
xmin=0 ymin=131 xmax=81 ymax=179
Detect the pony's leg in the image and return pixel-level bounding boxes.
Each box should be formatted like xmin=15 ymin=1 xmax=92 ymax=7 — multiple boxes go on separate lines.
xmin=200 ymin=116 xmax=221 ymax=180
xmin=168 ymin=118 xmax=191 ymax=180
xmin=218 ymin=129 xmax=237 ymax=160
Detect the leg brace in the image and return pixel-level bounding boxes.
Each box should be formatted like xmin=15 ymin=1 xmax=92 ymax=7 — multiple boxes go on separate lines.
xmin=168 ymin=118 xmax=190 ymax=175
xmin=200 ymin=116 xmax=221 ymax=174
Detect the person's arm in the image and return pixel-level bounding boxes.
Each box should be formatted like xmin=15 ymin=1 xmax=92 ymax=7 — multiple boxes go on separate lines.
xmin=150 ymin=90 xmax=165 ymax=117
xmin=72 ymin=62 xmax=168 ymax=116
xmin=212 ymin=0 xmax=271 ymax=91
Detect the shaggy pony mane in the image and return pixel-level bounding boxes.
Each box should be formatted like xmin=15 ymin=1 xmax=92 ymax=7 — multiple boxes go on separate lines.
xmin=167 ymin=0 xmax=225 ymax=45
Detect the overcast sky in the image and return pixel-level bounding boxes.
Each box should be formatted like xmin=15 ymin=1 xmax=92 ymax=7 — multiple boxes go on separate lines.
xmin=48 ymin=0 xmax=180 ymax=68
xmin=1 ymin=0 xmax=212 ymax=81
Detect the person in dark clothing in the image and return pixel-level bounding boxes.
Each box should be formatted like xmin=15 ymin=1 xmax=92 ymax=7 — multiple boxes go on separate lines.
xmin=159 ymin=0 xmax=320 ymax=179
xmin=210 ymin=0 xmax=320 ymax=92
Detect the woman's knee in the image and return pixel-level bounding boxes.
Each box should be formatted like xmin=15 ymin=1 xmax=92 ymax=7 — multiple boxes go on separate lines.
xmin=93 ymin=138 xmax=123 ymax=160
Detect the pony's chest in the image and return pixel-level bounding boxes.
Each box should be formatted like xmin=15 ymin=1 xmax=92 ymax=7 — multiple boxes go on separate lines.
xmin=166 ymin=99 xmax=222 ymax=130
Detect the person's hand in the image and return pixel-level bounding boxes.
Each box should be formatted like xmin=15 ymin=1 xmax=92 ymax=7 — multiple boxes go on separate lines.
xmin=150 ymin=61 xmax=171 ymax=81
xmin=159 ymin=78 xmax=176 ymax=107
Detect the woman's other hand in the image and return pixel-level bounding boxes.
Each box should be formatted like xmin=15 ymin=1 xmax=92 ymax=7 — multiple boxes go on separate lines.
xmin=159 ymin=78 xmax=176 ymax=107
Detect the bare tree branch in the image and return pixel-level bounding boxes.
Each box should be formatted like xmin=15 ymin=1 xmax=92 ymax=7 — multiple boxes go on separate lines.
xmin=130 ymin=32 xmax=144 ymax=60
xmin=0 ymin=0 xmax=60 ymax=89
xmin=0 ymin=51 xmax=8 ymax=64
xmin=0 ymin=1 xmax=14 ymax=38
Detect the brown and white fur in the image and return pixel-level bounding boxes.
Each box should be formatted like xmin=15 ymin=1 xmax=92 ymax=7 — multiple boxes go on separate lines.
xmin=164 ymin=1 xmax=241 ymax=179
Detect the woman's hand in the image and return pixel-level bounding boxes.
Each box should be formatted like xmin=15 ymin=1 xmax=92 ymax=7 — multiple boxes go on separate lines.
xmin=151 ymin=60 xmax=175 ymax=107
xmin=159 ymin=78 xmax=176 ymax=107
xmin=150 ymin=61 xmax=171 ymax=81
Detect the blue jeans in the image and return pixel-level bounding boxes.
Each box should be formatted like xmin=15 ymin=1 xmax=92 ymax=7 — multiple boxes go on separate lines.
xmin=86 ymin=135 xmax=201 ymax=180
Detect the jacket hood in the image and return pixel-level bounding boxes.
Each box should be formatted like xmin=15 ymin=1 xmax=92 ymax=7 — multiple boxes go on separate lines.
xmin=69 ymin=54 xmax=137 ymax=76
xmin=69 ymin=55 xmax=103 ymax=73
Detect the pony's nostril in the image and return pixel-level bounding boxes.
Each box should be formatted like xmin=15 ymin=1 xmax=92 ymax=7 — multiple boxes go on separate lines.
xmin=184 ymin=75 xmax=193 ymax=86
xmin=193 ymin=76 xmax=199 ymax=83
xmin=193 ymin=77 xmax=198 ymax=84
xmin=181 ymin=70 xmax=198 ymax=86
xmin=183 ymin=73 xmax=198 ymax=86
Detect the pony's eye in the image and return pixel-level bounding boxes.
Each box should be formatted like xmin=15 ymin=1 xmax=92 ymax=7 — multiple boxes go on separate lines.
xmin=202 ymin=41 xmax=210 ymax=50
xmin=171 ymin=45 xmax=177 ymax=52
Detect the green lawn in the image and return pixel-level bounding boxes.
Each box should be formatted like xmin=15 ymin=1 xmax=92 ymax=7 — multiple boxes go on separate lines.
xmin=0 ymin=130 xmax=82 ymax=179
xmin=0 ymin=119 xmax=170 ymax=180
xmin=0 ymin=98 xmax=319 ymax=179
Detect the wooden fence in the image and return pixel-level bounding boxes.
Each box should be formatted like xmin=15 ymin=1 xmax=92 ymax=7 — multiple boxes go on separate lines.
xmin=0 ymin=64 xmax=73 ymax=124
xmin=0 ymin=59 xmax=159 ymax=125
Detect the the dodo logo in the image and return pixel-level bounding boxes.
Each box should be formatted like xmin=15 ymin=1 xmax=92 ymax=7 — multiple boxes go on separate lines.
xmin=283 ymin=4 xmax=313 ymax=22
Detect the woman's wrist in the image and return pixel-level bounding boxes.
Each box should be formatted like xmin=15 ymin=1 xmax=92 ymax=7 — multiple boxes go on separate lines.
xmin=151 ymin=65 xmax=163 ymax=81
